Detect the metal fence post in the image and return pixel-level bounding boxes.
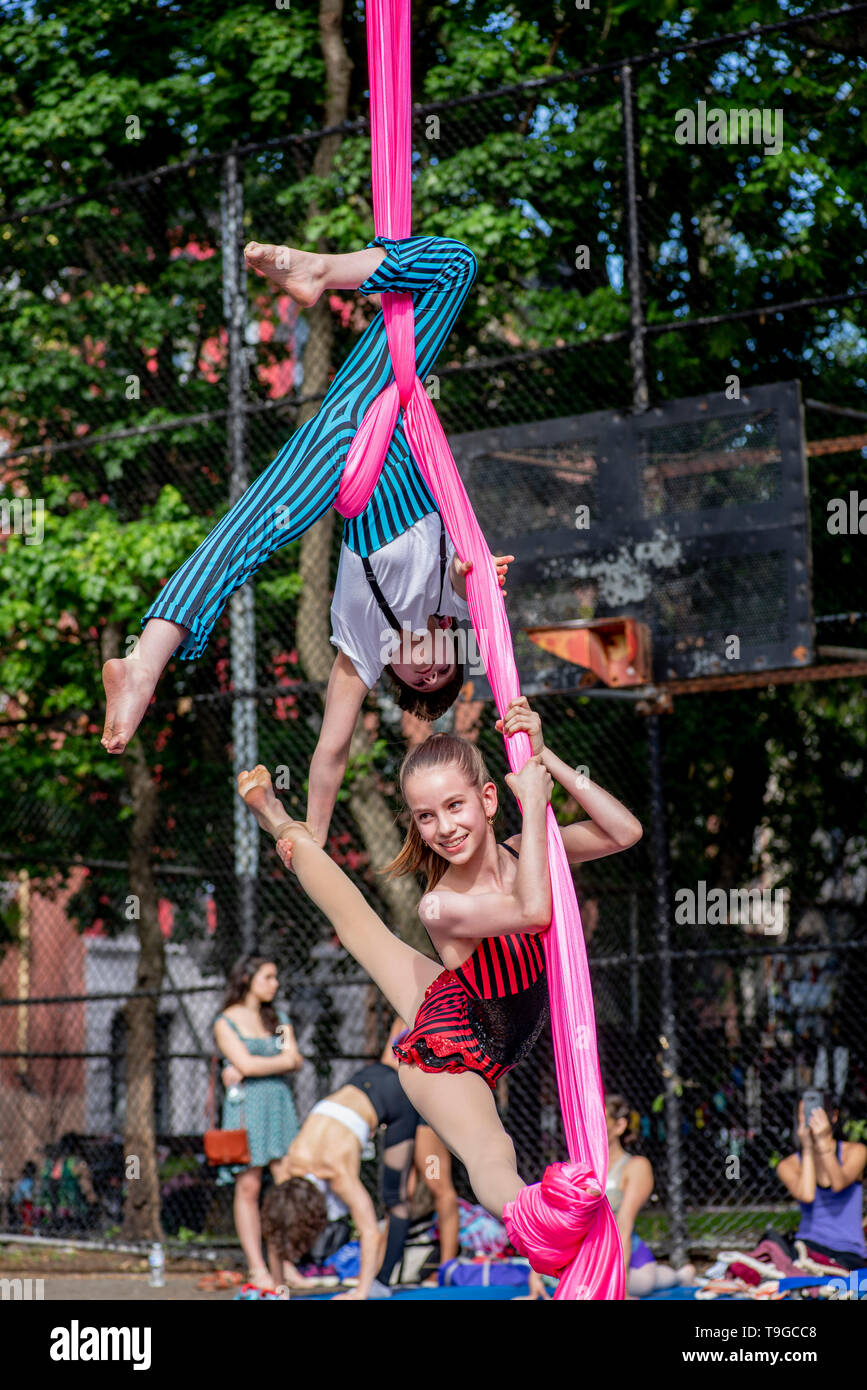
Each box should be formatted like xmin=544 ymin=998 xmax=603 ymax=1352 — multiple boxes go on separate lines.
xmin=624 ymin=57 xmax=684 ymax=1258
xmin=221 ymin=150 xmax=258 ymax=954
xmin=646 ymin=712 xmax=686 ymax=1264
xmin=620 ymin=62 xmax=649 ymax=413
xmin=629 ymin=890 xmax=640 ymax=1032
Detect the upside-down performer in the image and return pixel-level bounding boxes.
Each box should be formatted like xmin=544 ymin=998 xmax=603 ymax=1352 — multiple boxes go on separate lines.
xmin=238 ymin=693 xmax=641 ymax=1298
xmin=100 ymin=232 xmax=511 ymax=845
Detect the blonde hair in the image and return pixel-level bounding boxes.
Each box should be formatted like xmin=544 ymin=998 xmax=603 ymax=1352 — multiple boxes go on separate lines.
xmin=381 ymin=733 xmax=494 ymax=892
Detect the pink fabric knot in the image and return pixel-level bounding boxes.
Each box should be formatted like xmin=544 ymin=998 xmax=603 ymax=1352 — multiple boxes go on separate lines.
xmin=503 ymin=1161 xmax=604 ymax=1277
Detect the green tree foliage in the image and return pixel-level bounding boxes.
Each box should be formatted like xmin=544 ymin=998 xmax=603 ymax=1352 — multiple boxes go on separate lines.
xmin=1 ymin=0 xmax=865 ymax=964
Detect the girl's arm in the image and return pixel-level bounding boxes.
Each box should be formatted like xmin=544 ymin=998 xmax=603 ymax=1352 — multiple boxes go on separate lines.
xmin=777 ymin=1150 xmax=816 ymax=1203
xmin=420 ymin=756 xmax=553 ymax=940
xmin=327 ymin=1169 xmax=383 ymax=1301
xmin=809 ymin=1109 xmax=867 ymax=1192
xmin=496 ymin=697 xmax=642 ymax=863
xmin=833 ymin=1141 xmax=867 ymax=1189
xmin=305 ymin=652 xmax=368 ymax=847
xmin=213 ymin=1019 xmax=298 ymax=1078
xmin=539 ymin=748 xmax=643 ymax=862
xmin=276 ymin=1022 xmax=304 ymax=1073
xmin=614 ymin=1157 xmax=653 ymax=1261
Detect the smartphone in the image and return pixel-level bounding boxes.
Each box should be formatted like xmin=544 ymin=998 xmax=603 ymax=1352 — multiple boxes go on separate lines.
xmin=802 ymin=1089 xmax=823 ymax=1125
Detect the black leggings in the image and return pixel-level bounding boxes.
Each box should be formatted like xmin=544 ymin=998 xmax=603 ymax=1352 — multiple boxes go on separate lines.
xmin=346 ymin=1062 xmax=420 ymax=1146
xmin=800 ymin=1237 xmax=867 ymax=1271
xmin=767 ymin=1227 xmax=866 ymax=1271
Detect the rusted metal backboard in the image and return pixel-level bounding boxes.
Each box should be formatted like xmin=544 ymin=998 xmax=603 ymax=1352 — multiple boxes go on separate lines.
xmin=450 ymin=380 xmax=812 ymax=695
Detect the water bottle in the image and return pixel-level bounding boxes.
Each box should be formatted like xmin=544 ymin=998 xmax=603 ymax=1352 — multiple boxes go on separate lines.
xmin=148 ymin=1242 xmax=165 ymax=1288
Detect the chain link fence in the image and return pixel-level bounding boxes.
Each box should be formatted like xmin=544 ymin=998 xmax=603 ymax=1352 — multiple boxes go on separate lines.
xmin=2 ymin=11 xmax=866 ymax=1262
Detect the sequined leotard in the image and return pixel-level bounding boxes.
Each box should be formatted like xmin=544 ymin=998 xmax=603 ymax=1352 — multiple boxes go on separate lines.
xmin=392 ymin=844 xmax=549 ymax=1089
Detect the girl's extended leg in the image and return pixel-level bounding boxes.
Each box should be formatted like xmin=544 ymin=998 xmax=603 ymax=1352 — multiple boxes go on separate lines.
xmin=240 ymin=767 xmax=441 ymax=1023
xmin=397 ymin=1064 xmax=524 ymax=1217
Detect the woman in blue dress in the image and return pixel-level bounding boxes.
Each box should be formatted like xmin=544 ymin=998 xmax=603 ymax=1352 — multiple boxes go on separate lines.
xmin=213 ymin=954 xmax=303 ymax=1290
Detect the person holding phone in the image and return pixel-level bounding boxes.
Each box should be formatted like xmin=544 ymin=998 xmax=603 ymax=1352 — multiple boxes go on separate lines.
xmin=775 ymin=1090 xmax=867 ymax=1269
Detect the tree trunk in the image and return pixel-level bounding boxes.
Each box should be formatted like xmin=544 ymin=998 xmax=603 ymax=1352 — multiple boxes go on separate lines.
xmin=122 ymin=737 xmax=165 ymax=1241
xmin=294 ymin=0 xmax=432 ymax=956
xmin=101 ymin=621 xmax=165 ymax=1241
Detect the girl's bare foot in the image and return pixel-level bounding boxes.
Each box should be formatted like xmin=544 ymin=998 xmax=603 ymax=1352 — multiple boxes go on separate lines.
xmin=237 ymin=765 xmax=295 ymax=841
xmin=101 ymin=658 xmax=158 ymax=754
xmin=243 ymin=242 xmax=328 ymax=307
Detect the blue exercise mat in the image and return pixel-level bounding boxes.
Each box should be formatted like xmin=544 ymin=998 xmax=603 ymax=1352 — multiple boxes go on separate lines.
xmin=778 ymin=1267 xmax=867 ymax=1292
xmin=641 ymin=1285 xmax=703 ymax=1300
xmin=298 ymin=1282 xmax=531 ymax=1301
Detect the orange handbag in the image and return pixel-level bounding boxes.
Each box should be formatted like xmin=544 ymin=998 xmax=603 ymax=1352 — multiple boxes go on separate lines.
xmin=203 ymin=1054 xmax=250 ymax=1166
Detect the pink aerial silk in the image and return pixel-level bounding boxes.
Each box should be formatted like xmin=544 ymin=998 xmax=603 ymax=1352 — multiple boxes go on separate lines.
xmin=335 ymin=0 xmax=624 ymax=1301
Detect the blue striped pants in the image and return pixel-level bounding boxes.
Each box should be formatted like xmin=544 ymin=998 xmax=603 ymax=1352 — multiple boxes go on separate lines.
xmin=142 ymin=235 xmax=478 ymax=660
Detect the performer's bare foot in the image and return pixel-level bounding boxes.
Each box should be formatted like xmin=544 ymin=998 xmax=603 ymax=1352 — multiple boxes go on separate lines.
xmin=243 ymin=242 xmax=328 ymax=307
xmin=237 ymin=765 xmax=296 ymax=841
xmin=101 ymin=658 xmax=158 ymax=754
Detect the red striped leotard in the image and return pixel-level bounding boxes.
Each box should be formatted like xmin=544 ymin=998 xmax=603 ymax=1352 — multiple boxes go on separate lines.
xmin=393 ymin=844 xmax=549 ymax=1089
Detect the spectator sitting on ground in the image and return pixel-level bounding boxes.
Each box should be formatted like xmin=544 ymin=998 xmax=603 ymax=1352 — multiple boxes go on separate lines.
xmin=11 ymin=1159 xmax=37 ymax=1207
xmin=10 ymin=1160 xmax=37 ymax=1230
xmin=605 ymin=1093 xmax=696 ymax=1297
xmin=775 ymin=1093 xmax=867 ymax=1270
xmin=38 ymin=1134 xmax=99 ymax=1233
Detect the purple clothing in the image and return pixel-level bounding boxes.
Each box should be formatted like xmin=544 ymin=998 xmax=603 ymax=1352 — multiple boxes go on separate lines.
xmin=630 ymin=1232 xmax=656 ymax=1269
xmin=607 ymin=1154 xmax=657 ymax=1269
xmin=797 ymin=1143 xmax=867 ymax=1258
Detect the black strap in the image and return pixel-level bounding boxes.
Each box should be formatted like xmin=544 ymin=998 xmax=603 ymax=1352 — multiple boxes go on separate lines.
xmin=501 ymin=841 xmax=520 ymax=860
xmin=362 ymin=555 xmax=402 ymax=633
xmin=362 ymin=514 xmax=448 ymax=632
xmin=435 ymin=515 xmax=447 ymax=617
